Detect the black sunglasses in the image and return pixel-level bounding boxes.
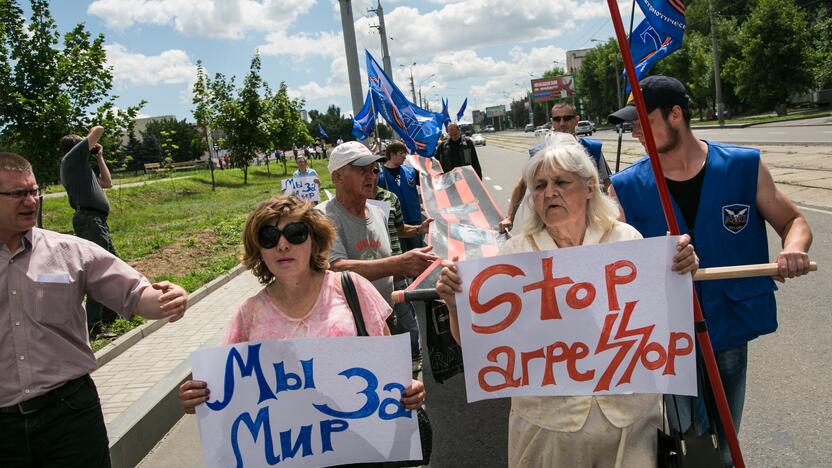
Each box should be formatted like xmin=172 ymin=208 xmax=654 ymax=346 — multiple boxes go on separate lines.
xmin=258 ymin=222 xmax=309 ymax=248
xmin=551 ymin=115 xmax=576 ymax=123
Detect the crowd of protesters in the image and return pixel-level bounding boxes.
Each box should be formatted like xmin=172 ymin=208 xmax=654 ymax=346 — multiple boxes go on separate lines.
xmin=0 ymin=75 xmax=813 ymax=468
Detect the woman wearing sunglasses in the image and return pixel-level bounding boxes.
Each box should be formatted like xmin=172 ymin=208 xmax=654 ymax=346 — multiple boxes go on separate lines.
xmin=178 ymin=195 xmax=425 ymax=413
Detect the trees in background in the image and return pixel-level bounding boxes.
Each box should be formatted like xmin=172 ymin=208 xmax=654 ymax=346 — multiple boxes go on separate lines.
xmin=0 ymin=0 xmax=142 ymax=183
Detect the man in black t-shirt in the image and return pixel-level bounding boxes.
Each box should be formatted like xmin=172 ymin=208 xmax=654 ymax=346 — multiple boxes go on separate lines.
xmin=433 ymin=123 xmax=482 ymax=178
xmin=59 ymin=125 xmax=117 ymax=338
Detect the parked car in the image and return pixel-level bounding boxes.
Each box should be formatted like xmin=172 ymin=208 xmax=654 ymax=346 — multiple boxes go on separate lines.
xmin=575 ymin=120 xmax=594 ymax=136
xmin=534 ymin=127 xmax=550 ymax=138
xmin=617 ymin=121 xmax=633 ymax=132
xmin=471 ymin=133 xmax=486 ymax=146
xmin=484 ymin=125 xmax=495 ymax=133
xmin=524 ymin=123 xmax=535 ymax=133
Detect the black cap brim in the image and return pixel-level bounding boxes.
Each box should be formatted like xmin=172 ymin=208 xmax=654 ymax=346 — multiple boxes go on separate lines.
xmin=608 ymin=104 xmax=638 ymax=125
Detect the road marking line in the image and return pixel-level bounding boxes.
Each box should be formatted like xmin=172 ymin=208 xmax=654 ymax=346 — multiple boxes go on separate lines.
xmin=484 ymin=176 xmax=492 ymax=181
xmin=799 ymin=205 xmax=832 ymax=216
xmin=770 ymin=131 xmax=785 ymax=134
xmin=822 ymin=131 xmax=832 ymax=134
xmin=493 ymin=185 xmax=503 ymax=191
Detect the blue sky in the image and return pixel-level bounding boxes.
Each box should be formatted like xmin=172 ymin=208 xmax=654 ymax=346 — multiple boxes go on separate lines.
xmin=38 ymin=0 xmax=637 ymax=122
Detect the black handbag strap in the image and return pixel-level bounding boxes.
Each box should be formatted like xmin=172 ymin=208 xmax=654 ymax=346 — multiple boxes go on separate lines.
xmin=341 ymin=271 xmax=368 ymax=337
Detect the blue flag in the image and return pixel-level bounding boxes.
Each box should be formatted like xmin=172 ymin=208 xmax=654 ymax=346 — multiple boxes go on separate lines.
xmin=635 ymin=0 xmax=686 ymax=40
xmin=365 ymin=50 xmax=442 ymax=156
xmin=625 ymin=0 xmax=686 ymax=92
xmin=627 ymin=19 xmax=682 ymax=88
xmin=352 ymin=91 xmax=376 ymax=140
xmin=440 ymin=98 xmax=451 ymax=129
xmin=317 ymin=122 xmax=328 ymax=139
xmin=456 ymin=98 xmax=467 ymax=122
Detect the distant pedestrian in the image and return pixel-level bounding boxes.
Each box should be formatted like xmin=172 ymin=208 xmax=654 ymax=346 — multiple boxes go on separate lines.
xmin=59 ymin=126 xmax=117 ymax=338
xmin=379 ymin=141 xmax=425 ymax=252
xmin=1 ymin=152 xmax=189 ymax=468
xmin=433 ymin=122 xmax=482 ymax=178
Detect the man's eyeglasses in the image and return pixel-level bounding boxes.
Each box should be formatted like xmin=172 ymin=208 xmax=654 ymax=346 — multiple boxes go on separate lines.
xmin=258 ymin=222 xmax=309 ymax=248
xmin=0 ymin=188 xmax=42 ymax=200
xmin=551 ymin=115 xmax=576 ymax=123
xmin=352 ymin=164 xmax=380 ymax=175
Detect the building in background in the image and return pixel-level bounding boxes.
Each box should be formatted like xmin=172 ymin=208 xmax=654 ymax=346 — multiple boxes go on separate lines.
xmin=566 ymin=48 xmax=592 ymax=74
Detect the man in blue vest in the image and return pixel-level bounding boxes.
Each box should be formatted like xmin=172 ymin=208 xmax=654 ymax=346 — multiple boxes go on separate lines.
xmin=379 ymin=141 xmax=426 ymax=252
xmin=500 ymin=102 xmax=611 ymax=233
xmin=608 ymin=75 xmax=812 ymax=467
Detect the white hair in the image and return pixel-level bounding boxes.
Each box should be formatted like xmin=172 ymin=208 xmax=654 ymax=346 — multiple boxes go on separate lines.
xmin=520 ymin=132 xmax=619 ymax=235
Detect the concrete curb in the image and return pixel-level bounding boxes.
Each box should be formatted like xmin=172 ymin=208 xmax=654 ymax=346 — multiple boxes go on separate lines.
xmin=109 ymin=330 xmax=224 ymax=468
xmin=94 ymin=263 xmax=245 ymax=368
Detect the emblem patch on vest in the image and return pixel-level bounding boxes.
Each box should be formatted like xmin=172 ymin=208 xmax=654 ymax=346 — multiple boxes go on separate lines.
xmin=722 ymin=204 xmax=750 ymax=234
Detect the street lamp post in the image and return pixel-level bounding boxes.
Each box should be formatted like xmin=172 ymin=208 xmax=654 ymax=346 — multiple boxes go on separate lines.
xmin=417 ymin=74 xmax=436 ymax=108
xmin=399 ymin=62 xmax=417 ymax=104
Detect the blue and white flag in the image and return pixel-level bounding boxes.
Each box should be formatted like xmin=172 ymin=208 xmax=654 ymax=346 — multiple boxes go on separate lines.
xmin=625 ymin=0 xmax=686 ymax=92
xmin=366 ymin=50 xmax=442 ymax=156
xmin=636 ymin=0 xmax=686 ymax=40
xmin=440 ymin=98 xmax=451 ymax=129
xmin=456 ymin=98 xmax=468 ymax=122
xmin=352 ymin=91 xmax=376 ymax=141
xmin=317 ymin=122 xmax=329 ymax=139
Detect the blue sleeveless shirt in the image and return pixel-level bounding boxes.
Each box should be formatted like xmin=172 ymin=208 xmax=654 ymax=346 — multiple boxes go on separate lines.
xmin=379 ymin=163 xmax=421 ymax=224
xmin=611 ymin=141 xmax=777 ymax=352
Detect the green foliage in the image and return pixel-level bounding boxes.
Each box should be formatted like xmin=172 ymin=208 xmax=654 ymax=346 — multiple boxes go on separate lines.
xmin=262 ymin=82 xmax=313 ymax=154
xmin=576 ymin=39 xmax=622 ymax=123
xmin=140 ymin=118 xmax=206 ymax=163
xmin=307 ymin=105 xmax=353 ymax=145
xmin=542 ymin=67 xmax=566 ymax=79
xmin=654 ymin=30 xmax=713 ymax=117
xmin=809 ymin=6 xmax=832 ymax=88
xmin=724 ymin=0 xmax=814 ymax=114
xmin=0 ymin=0 xmax=143 ymax=184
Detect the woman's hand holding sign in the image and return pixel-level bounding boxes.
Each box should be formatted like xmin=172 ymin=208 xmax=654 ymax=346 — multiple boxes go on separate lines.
xmin=179 ymin=379 xmax=209 ymax=414
xmin=402 ymin=379 xmax=426 ymax=410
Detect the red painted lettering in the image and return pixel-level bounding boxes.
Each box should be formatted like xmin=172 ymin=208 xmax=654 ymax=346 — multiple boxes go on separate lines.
xmin=522 ymin=257 xmax=573 ymax=320
xmin=565 ymin=282 xmax=596 ymax=309
xmin=663 ymin=332 xmax=694 ymax=375
xmin=477 ymin=346 xmax=521 ymax=392
xmin=469 ymin=264 xmax=525 ymax=334
xmin=605 ymin=260 xmax=637 ymax=311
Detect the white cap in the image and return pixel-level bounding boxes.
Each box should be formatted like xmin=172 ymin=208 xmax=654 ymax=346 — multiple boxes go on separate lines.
xmin=327 ymin=141 xmax=385 ymax=173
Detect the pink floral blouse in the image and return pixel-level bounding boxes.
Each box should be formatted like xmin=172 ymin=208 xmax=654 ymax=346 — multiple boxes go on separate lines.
xmin=221 ymin=270 xmax=392 ymax=344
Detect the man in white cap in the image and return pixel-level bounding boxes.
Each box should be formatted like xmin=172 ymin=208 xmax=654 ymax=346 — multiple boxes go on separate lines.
xmin=317 ymin=142 xmax=438 ymax=305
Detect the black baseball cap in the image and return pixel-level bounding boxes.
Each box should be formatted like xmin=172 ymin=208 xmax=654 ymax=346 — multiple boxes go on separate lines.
xmin=608 ymin=75 xmax=690 ymax=125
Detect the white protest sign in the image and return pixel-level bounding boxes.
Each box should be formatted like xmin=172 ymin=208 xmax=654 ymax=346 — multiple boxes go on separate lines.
xmin=191 ymin=334 xmax=421 ymax=468
xmin=283 ymin=175 xmax=320 ymax=202
xmin=367 ymin=199 xmax=391 ymax=225
xmin=454 ymin=236 xmax=696 ymax=402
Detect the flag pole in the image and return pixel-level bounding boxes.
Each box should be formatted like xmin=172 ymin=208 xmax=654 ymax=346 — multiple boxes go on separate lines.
xmin=369 ymin=92 xmax=382 ymax=153
xmin=614 ymin=0 xmax=637 ymax=174
xmin=604 ymin=1 xmax=745 ymax=466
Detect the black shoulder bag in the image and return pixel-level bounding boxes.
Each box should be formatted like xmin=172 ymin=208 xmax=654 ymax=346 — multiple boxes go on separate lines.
xmin=340 ymin=272 xmax=432 ymax=467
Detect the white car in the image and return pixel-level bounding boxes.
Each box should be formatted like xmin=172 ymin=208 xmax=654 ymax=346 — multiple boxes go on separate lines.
xmin=575 ymin=120 xmax=594 ymax=136
xmin=471 ymin=133 xmax=486 ymax=146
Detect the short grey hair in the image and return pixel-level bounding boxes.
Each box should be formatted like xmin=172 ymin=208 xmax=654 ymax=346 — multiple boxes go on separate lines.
xmin=0 ymin=152 xmax=33 ymax=174
xmin=521 ymin=132 xmax=618 ymax=234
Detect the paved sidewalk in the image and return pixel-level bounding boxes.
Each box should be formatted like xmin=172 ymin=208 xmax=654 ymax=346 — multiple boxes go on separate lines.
xmin=93 ymin=270 xmax=260 ymax=424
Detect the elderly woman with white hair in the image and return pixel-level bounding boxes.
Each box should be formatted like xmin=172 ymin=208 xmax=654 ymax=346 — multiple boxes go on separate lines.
xmin=437 ymin=133 xmax=698 ymax=467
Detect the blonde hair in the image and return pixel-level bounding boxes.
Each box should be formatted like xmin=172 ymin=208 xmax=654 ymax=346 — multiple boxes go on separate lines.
xmin=242 ymin=195 xmax=335 ymax=285
xmin=521 ymin=132 xmax=618 ymax=235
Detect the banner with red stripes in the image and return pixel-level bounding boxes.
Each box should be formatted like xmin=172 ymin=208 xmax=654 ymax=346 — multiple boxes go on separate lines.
xmin=406 ymin=155 xmax=507 ymax=291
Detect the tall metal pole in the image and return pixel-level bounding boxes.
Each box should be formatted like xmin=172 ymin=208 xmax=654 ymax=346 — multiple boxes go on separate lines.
xmin=409 ymin=67 xmax=417 ymax=104
xmin=339 ymin=0 xmax=364 ymax=115
xmin=709 ymin=0 xmax=725 ymax=126
xmin=605 ymin=1 xmax=745 ymax=465
xmin=369 ymin=1 xmax=393 ymax=78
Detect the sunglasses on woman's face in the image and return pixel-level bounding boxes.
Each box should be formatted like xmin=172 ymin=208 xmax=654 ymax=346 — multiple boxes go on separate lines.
xmin=258 ymin=222 xmax=309 ymax=248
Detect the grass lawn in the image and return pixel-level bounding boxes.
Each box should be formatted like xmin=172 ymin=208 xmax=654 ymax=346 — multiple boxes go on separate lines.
xmin=42 ymin=159 xmax=333 ymax=350
xmin=44 ymin=158 xmax=333 ymax=350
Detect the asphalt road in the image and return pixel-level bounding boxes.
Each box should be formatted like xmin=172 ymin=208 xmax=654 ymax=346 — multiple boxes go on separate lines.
xmin=500 ymin=115 xmax=832 ymax=146
xmin=141 ymin=142 xmax=830 ymax=467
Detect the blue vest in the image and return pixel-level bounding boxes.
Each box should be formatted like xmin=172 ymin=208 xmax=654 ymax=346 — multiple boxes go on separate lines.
xmin=579 ymin=138 xmax=603 ymax=165
xmin=379 ymin=164 xmax=421 ymax=224
xmin=611 ymin=141 xmax=777 ymax=352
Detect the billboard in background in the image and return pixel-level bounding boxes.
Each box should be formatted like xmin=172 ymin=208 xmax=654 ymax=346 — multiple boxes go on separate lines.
xmin=531 ymin=76 xmax=574 ymax=102
xmin=472 ymin=109 xmax=484 ymax=124
xmin=485 ymin=105 xmax=505 ymax=118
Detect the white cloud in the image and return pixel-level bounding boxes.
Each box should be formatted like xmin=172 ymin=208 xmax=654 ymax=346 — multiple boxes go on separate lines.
xmin=105 ymin=43 xmax=196 ymax=86
xmin=88 ymin=0 xmax=316 ymax=39
xmin=259 ymin=30 xmax=343 ymax=58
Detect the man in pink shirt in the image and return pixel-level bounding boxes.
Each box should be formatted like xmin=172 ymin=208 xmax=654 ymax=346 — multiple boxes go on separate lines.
xmin=0 ymin=152 xmax=190 ymax=467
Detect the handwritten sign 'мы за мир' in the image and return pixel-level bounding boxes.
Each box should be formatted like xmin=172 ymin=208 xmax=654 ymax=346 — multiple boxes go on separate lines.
xmin=454 ymin=236 xmax=697 ymax=402
xmin=190 ymin=334 xmax=421 ymax=468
